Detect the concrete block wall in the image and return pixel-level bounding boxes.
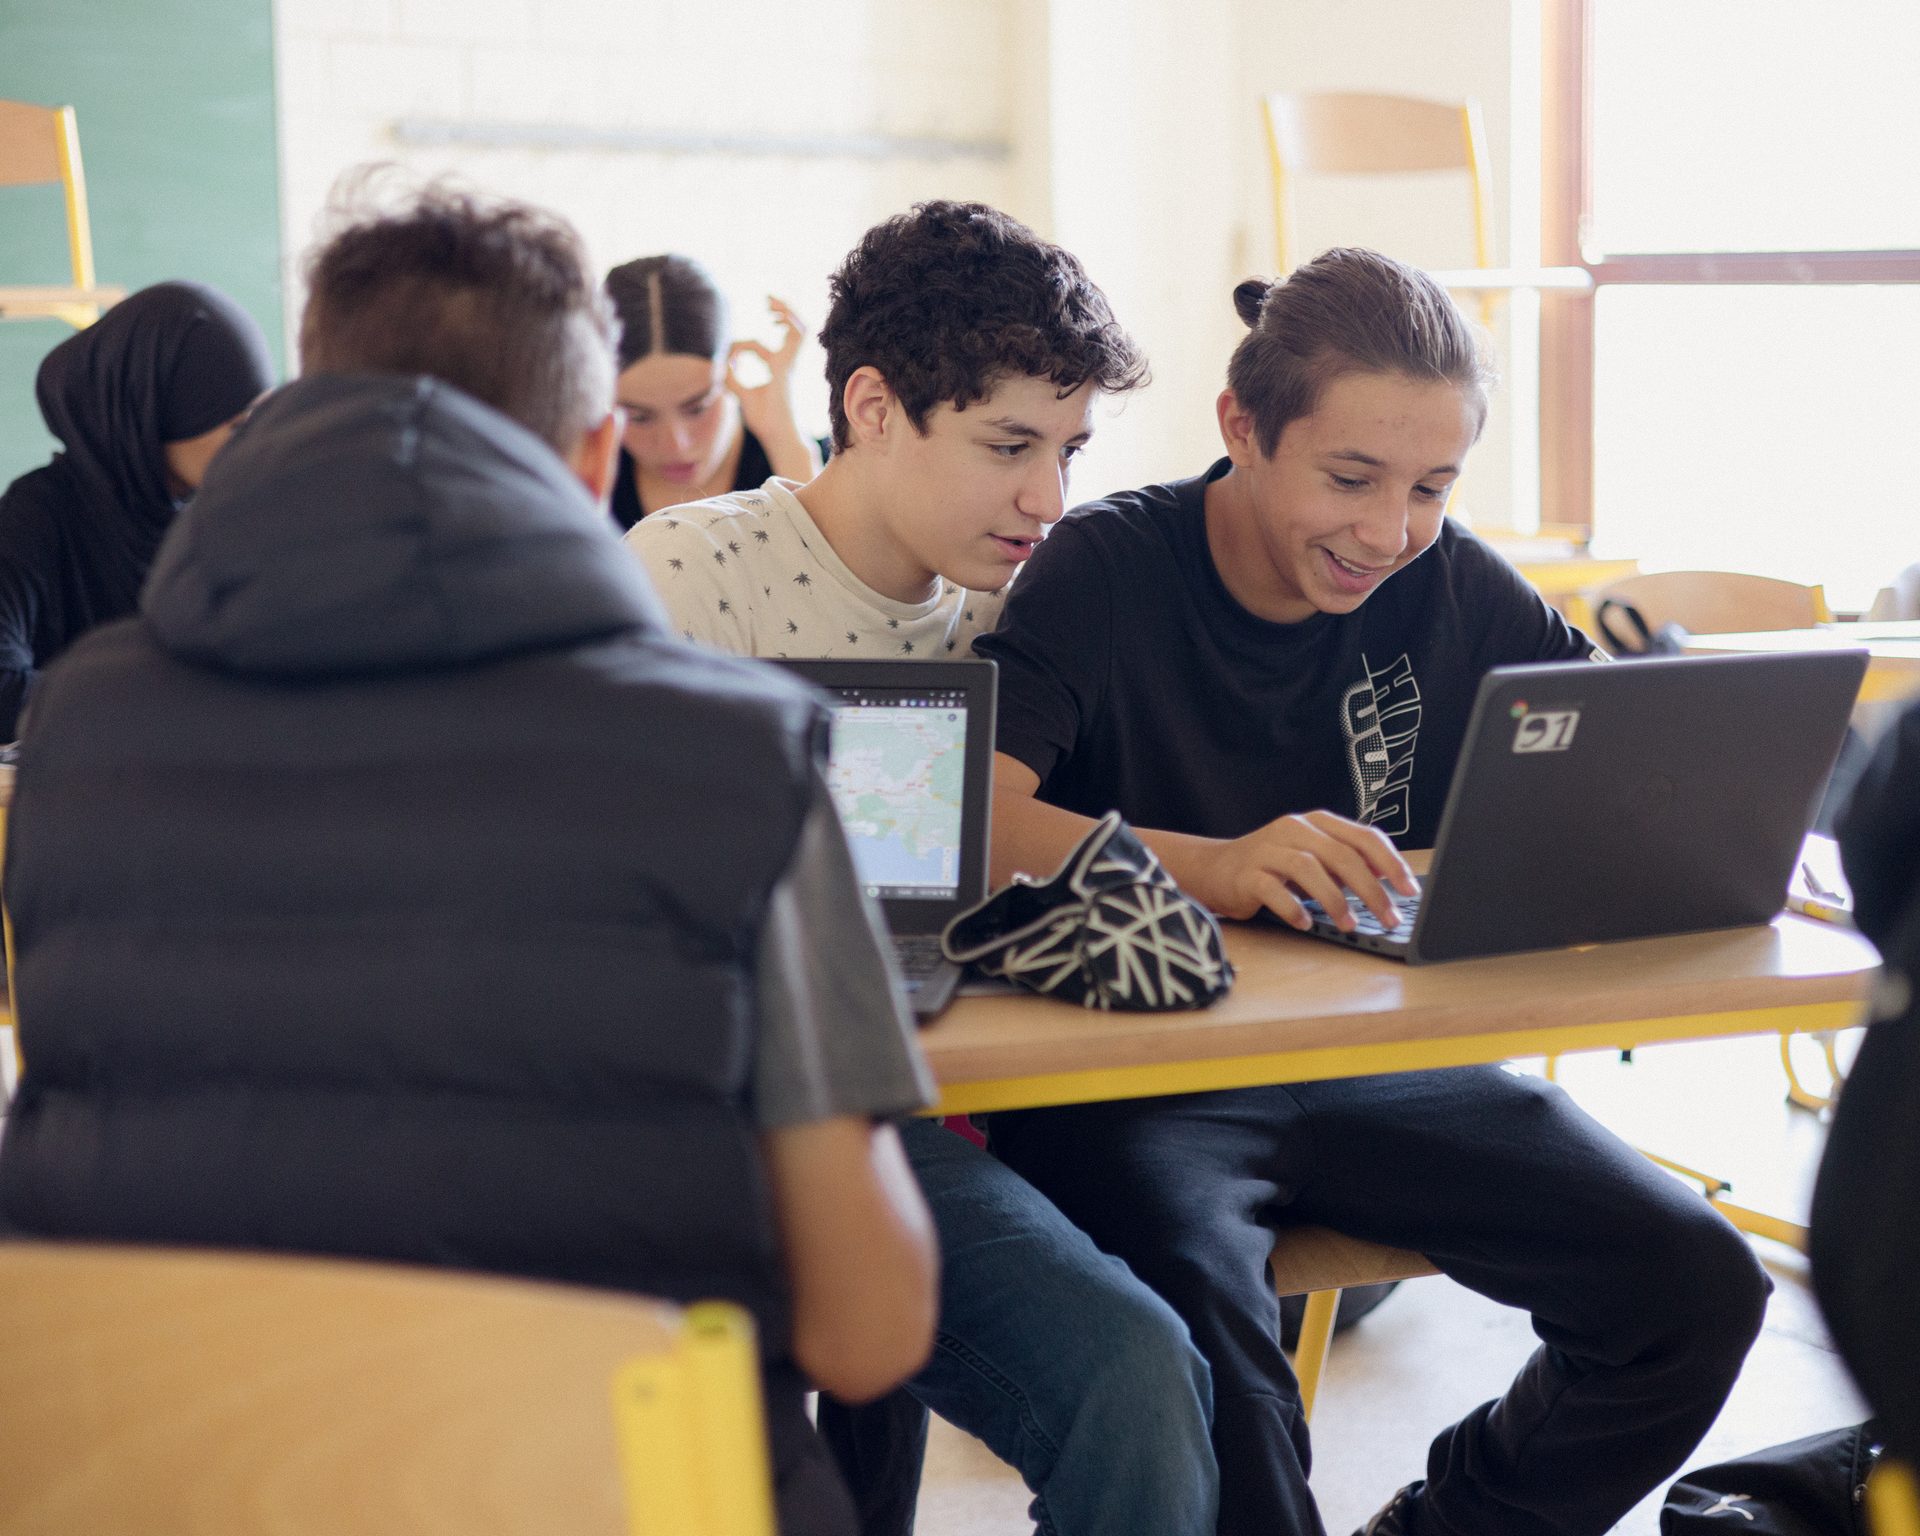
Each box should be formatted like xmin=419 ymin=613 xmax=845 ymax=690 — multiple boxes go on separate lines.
xmin=272 ymin=0 xmax=1522 ymax=514
xmin=273 ymin=0 xmax=1025 ymax=440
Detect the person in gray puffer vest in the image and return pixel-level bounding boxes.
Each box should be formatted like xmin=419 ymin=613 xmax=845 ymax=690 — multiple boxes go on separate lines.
xmin=0 ymin=186 xmax=937 ymax=1535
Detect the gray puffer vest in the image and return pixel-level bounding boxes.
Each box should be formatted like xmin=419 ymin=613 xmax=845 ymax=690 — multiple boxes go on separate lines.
xmin=0 ymin=374 xmax=823 ymax=1355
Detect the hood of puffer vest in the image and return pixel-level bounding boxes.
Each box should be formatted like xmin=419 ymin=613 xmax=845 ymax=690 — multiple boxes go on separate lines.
xmin=141 ymin=372 xmax=665 ymax=677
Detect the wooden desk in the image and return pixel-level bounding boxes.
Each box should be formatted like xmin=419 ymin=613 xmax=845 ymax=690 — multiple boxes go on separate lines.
xmin=921 ymin=913 xmax=1877 ymax=1116
xmin=1682 ymin=622 xmax=1920 ymax=704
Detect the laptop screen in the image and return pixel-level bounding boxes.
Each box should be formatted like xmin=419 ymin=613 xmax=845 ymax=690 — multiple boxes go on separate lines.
xmin=772 ymin=658 xmax=996 ymax=932
xmin=818 ymin=685 xmax=969 ymax=902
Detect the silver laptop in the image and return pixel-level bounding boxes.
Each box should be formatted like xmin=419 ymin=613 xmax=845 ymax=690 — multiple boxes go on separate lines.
xmin=776 ymin=659 xmax=996 ymax=1018
xmin=1301 ymin=651 xmax=1867 ymax=964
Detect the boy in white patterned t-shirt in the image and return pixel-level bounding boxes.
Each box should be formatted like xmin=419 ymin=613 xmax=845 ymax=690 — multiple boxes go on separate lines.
xmin=627 ymin=197 xmax=1143 ymax=666
xmin=628 ymin=476 xmax=1005 ymax=659
xmin=628 ymin=203 xmax=1223 ymax=1536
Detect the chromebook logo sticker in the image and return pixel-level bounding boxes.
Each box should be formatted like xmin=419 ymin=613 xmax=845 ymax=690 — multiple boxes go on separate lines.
xmin=1512 ymin=708 xmax=1580 ymax=753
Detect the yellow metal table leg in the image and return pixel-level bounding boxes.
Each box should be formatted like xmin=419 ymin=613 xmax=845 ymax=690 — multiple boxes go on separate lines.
xmin=1290 ymin=1289 xmax=1342 ymax=1423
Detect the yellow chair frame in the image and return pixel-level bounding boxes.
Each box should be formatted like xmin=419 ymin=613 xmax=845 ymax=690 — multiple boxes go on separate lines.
xmin=1871 ymin=1458 xmax=1920 ymax=1536
xmin=0 ymin=99 xmax=122 ymax=329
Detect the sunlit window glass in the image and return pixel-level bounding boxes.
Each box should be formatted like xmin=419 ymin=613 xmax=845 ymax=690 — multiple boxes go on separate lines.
xmin=1590 ymin=285 xmax=1920 ymax=609
xmin=1590 ymin=1 xmax=1920 ymax=254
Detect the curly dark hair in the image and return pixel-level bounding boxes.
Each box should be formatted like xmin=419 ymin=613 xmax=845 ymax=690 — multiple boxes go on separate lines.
xmin=300 ymin=178 xmax=616 ymax=454
xmin=820 ymin=201 xmax=1147 ymax=452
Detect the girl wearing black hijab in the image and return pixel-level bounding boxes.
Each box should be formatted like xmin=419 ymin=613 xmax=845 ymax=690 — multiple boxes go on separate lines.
xmin=0 ymin=280 xmax=275 ymax=738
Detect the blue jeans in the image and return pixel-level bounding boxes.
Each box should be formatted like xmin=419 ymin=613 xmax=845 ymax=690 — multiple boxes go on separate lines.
xmin=818 ymin=1117 xmax=1218 ymax=1535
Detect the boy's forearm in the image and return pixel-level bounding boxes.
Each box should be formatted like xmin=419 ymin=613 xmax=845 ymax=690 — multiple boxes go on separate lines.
xmin=762 ymin=1118 xmax=937 ymax=1403
xmin=990 ymin=777 xmax=1228 ymax=910
xmin=988 ymin=784 xmax=1097 ymax=887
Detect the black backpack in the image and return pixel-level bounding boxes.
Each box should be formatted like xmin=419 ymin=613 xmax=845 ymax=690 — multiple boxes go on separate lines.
xmin=1661 ymin=1424 xmax=1881 ymax=1535
xmin=1595 ymin=597 xmax=1691 ymax=657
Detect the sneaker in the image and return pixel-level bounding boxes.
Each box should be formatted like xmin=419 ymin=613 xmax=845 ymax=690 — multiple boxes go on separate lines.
xmin=1354 ymin=1480 xmax=1425 ymax=1536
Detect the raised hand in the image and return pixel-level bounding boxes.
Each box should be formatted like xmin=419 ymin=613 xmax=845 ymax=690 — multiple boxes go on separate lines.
xmin=726 ymin=296 xmax=818 ymax=480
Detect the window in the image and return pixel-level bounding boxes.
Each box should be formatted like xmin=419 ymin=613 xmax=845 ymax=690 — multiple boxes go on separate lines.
xmin=1540 ymin=0 xmax=1920 ymax=607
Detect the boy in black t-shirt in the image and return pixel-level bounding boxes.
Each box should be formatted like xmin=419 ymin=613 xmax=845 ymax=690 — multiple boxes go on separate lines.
xmin=976 ymin=249 xmax=1767 ymax=1536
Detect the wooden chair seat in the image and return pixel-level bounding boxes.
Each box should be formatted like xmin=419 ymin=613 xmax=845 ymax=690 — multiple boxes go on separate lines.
xmin=0 ymin=283 xmax=125 ymax=324
xmin=1272 ymin=1225 xmax=1440 ymax=1420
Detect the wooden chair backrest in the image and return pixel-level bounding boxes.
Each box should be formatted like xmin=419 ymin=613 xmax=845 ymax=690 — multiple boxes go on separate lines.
xmin=0 ymin=100 xmax=66 ymax=188
xmin=1263 ymin=91 xmax=1478 ymax=176
xmin=1260 ymin=89 xmax=1492 ymax=306
xmin=1593 ymin=570 xmax=1831 ymax=639
xmin=0 ymin=1242 xmax=774 ymax=1536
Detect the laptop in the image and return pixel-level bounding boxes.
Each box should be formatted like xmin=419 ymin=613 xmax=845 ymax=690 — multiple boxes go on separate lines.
xmin=776 ymin=658 xmax=996 ymax=1019
xmin=1299 ymin=651 xmax=1868 ymax=964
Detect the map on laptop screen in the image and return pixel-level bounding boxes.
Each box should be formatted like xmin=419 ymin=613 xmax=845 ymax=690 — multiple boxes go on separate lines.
xmin=821 ymin=693 xmax=968 ymax=901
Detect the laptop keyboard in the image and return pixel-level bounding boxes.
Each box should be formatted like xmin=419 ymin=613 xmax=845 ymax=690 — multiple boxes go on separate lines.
xmin=893 ymin=934 xmax=961 ymax=1021
xmin=1306 ymin=889 xmax=1423 ymax=936
xmin=893 ymin=934 xmax=951 ymax=986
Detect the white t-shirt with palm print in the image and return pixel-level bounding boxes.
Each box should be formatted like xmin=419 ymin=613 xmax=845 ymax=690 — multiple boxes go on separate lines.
xmin=624 ymin=477 xmax=1007 ymax=660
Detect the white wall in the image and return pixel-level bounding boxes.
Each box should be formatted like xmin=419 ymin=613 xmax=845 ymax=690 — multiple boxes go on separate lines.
xmin=273 ymin=0 xmax=1028 ymax=438
xmin=1041 ymin=0 xmax=1519 ymax=511
xmin=1037 ymin=0 xmax=1247 ymax=500
xmin=273 ymin=0 xmax=1520 ymax=514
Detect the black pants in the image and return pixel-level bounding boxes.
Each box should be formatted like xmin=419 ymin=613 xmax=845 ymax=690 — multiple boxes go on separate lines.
xmin=766 ymin=1367 xmax=861 ymax=1535
xmin=816 ymin=1388 xmax=927 ymax=1535
xmin=989 ymin=1066 xmax=1771 ymax=1536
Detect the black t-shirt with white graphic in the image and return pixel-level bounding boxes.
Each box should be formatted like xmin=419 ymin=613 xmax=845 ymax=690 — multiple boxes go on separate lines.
xmin=975 ymin=458 xmax=1599 ymax=849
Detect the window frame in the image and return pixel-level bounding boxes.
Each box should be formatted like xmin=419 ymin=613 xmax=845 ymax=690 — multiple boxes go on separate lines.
xmin=1537 ymin=0 xmax=1920 ymax=542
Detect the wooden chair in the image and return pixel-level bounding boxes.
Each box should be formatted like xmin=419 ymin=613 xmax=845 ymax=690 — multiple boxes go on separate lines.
xmin=1260 ymin=90 xmax=1495 ymax=325
xmin=1273 ymin=1225 xmax=1440 ymax=1420
xmin=1588 ymin=569 xmax=1832 ymax=649
xmin=0 ymin=99 xmax=123 ymax=328
xmin=0 ymin=1242 xmax=775 ymax=1536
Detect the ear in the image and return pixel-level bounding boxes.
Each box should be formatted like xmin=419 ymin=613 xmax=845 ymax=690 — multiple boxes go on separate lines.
xmin=567 ymin=411 xmax=622 ymax=504
xmin=839 ymin=365 xmax=898 ymax=449
xmin=1216 ymin=388 xmax=1262 ymax=469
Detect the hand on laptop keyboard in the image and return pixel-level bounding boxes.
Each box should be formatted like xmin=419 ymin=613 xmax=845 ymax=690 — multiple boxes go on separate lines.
xmin=1303 ymin=889 xmax=1422 ymax=936
xmin=1185 ymin=808 xmax=1418 ymax=932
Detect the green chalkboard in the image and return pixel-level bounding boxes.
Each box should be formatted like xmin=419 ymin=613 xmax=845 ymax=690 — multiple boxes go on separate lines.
xmin=0 ymin=0 xmax=284 ymax=482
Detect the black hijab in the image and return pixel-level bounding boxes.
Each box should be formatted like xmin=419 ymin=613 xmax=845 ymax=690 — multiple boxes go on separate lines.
xmin=0 ymin=281 xmax=274 ymax=735
xmin=34 ymin=280 xmax=276 ymax=602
